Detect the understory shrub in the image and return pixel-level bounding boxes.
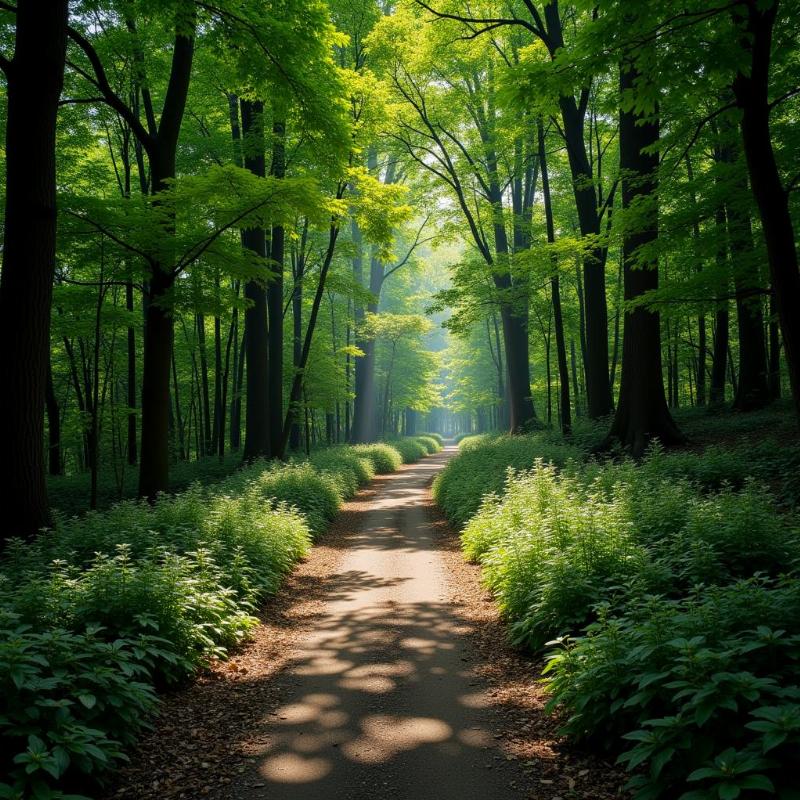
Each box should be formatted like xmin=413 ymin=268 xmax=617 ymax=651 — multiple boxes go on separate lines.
xmin=1 ymin=443 xmax=393 ymax=799
xmin=309 ymin=447 xmax=375 ymax=498
xmin=443 ymin=435 xmax=800 ymax=800
xmin=433 ymin=433 xmax=581 ymax=529
xmin=0 ymin=618 xmax=161 ymax=799
xmin=419 ymin=432 xmax=444 ymax=447
xmin=464 ymin=457 xmax=797 ymax=651
xmin=414 ymin=435 xmax=442 ymax=454
xmin=544 ymin=578 xmax=800 ymax=800
xmin=392 ymin=437 xmax=428 ymax=464
xmin=352 ymin=443 xmax=403 ymax=473
xmin=241 ymin=462 xmax=342 ymax=536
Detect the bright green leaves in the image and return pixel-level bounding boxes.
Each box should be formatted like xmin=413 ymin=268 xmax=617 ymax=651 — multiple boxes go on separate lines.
xmin=347 ymin=166 xmax=412 ymax=260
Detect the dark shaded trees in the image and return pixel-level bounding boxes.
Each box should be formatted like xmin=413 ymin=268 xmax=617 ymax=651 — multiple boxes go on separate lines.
xmin=0 ymin=0 xmax=69 ymax=539
xmin=605 ymin=59 xmax=682 ymax=455
xmin=730 ymin=0 xmax=800 ymax=420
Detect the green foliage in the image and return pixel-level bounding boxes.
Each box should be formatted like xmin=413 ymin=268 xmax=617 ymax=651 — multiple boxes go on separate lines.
xmin=433 ymin=433 xmax=581 ymax=529
xmin=544 ymin=579 xmax=800 ymax=800
xmin=441 ymin=431 xmax=800 ymax=800
xmin=0 ymin=620 xmax=160 ymax=800
xmin=309 ymin=447 xmax=375 ymax=498
xmin=462 ymin=455 xmax=797 ymax=652
xmin=233 ymin=462 xmax=342 ymax=537
xmin=390 ymin=437 xmax=428 ymax=464
xmin=351 ymin=443 xmax=403 ymax=474
xmin=418 ymin=432 xmax=444 ymax=447
xmin=414 ymin=435 xmax=442 ymax=454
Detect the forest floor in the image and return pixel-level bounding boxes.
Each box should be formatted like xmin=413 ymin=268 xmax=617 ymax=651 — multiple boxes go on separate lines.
xmin=107 ymin=447 xmax=626 ymax=800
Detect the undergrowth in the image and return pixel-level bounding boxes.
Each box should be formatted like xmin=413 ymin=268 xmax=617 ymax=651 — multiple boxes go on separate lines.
xmin=439 ymin=424 xmax=800 ymax=800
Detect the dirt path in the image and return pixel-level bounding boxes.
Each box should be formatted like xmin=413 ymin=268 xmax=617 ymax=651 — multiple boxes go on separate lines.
xmin=110 ymin=447 xmax=625 ymax=800
xmin=228 ymin=446 xmax=525 ymax=799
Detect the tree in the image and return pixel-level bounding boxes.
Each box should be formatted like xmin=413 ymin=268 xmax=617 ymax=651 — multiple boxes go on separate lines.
xmin=605 ymin=54 xmax=681 ymax=455
xmin=0 ymin=0 xmax=69 ymax=539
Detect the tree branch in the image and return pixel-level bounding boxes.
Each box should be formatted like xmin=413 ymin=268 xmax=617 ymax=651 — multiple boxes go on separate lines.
xmin=65 ymin=26 xmax=153 ymax=151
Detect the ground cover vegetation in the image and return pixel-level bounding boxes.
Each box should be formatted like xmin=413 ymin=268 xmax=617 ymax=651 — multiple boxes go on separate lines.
xmin=435 ymin=416 xmax=800 ymax=799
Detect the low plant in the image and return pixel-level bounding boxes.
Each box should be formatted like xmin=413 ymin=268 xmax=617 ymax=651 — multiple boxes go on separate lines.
xmin=352 ymin=443 xmax=403 ymax=473
xmin=544 ymin=578 xmax=800 ymax=799
xmin=309 ymin=447 xmax=375 ymax=498
xmin=1 ymin=443 xmax=398 ymax=799
xmin=433 ymin=433 xmax=581 ymax=529
xmin=392 ymin=438 xmax=428 ymax=464
xmin=0 ymin=616 xmax=162 ymax=799
xmin=414 ymin=435 xmax=442 ymax=454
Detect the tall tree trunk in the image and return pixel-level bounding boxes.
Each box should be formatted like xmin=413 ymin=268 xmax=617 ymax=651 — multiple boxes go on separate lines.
xmin=0 ymin=0 xmax=69 ymax=539
xmin=231 ymin=329 xmax=245 ymax=450
xmin=280 ymin=219 xmax=342 ymax=457
xmin=710 ymin=199 xmax=730 ymax=407
xmin=730 ymin=231 xmax=770 ymax=410
xmin=731 ymin=0 xmax=800 ymax=422
xmin=538 ymin=120 xmax=572 ymax=435
xmin=351 ymin=241 xmax=379 ymax=443
xmin=171 ymin=346 xmax=185 ymax=461
xmin=45 ymin=359 xmax=62 ymax=476
xmin=138 ymin=13 xmax=196 ymax=499
xmin=196 ymin=313 xmax=212 ymax=454
xmin=268 ymin=119 xmax=286 ymax=457
xmin=543 ymin=2 xmax=613 ymax=418
xmin=126 ymin=280 xmax=138 ymax=463
xmin=240 ymin=99 xmax=271 ymax=461
xmin=606 ymin=59 xmax=681 ymax=455
xmin=685 ymin=153 xmax=707 ymax=406
xmin=290 ymin=260 xmax=303 ymax=451
xmin=769 ymin=290 xmax=781 ymax=399
xmin=212 ymin=302 xmax=223 ymax=455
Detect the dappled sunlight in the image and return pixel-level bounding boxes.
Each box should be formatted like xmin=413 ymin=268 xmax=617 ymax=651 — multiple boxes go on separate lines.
xmin=222 ymin=452 xmax=524 ymax=799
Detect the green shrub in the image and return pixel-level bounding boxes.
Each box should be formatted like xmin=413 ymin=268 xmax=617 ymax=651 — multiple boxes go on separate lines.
xmin=440 ymin=422 xmax=800 ymax=800
xmin=419 ymin=432 xmax=444 ymax=447
xmin=457 ymin=433 xmax=493 ymax=450
xmin=465 ymin=463 xmax=656 ymax=650
xmin=309 ymin=447 xmax=375 ymax=498
xmin=352 ymin=443 xmax=403 ymax=473
xmin=0 ymin=616 xmax=162 ymax=799
xmin=392 ymin=438 xmax=428 ymax=464
xmin=433 ymin=433 xmax=581 ymax=529
xmin=462 ymin=456 xmax=798 ymax=651
xmin=544 ymin=577 xmax=800 ymax=800
xmin=0 ymin=452 xmax=346 ymax=799
xmin=414 ymin=435 xmax=441 ymax=454
xmin=243 ymin=462 xmax=342 ymax=536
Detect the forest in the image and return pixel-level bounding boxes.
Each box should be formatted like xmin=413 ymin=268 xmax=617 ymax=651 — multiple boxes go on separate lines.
xmin=1 ymin=1 xmax=799 ymax=799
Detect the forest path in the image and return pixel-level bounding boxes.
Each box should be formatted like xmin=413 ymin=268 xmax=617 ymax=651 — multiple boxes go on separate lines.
xmin=226 ymin=445 xmax=524 ymax=800
xmin=111 ymin=447 xmax=624 ymax=800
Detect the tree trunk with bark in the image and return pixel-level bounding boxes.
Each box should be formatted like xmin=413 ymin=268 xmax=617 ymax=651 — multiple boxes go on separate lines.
xmin=731 ymin=1 xmax=800 ymax=419
xmin=606 ymin=60 xmax=681 ymax=455
xmin=0 ymin=0 xmax=69 ymax=539
xmin=240 ymin=99 xmax=271 ymax=461
xmin=268 ymin=119 xmax=286 ymax=457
